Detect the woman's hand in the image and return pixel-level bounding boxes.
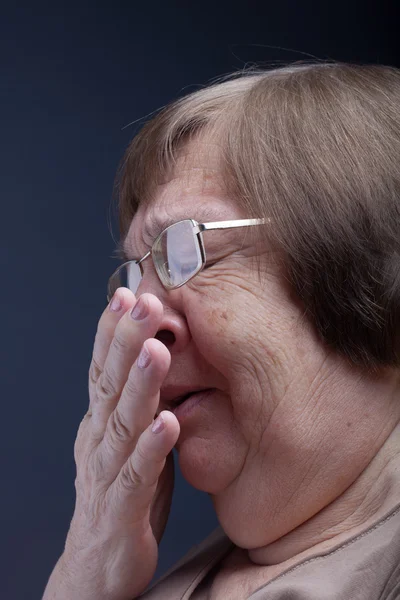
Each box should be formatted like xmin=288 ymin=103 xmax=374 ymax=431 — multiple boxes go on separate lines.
xmin=43 ymin=289 xmax=180 ymax=600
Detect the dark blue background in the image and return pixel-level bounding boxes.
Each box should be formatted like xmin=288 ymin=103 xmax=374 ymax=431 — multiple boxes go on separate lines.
xmin=1 ymin=2 xmax=398 ymax=599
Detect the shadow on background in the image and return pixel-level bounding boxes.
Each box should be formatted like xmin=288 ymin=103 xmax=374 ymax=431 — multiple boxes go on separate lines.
xmin=1 ymin=2 xmax=398 ymax=598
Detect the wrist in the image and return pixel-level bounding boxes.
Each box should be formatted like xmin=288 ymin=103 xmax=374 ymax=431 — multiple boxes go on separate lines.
xmin=42 ymin=552 xmax=110 ymax=600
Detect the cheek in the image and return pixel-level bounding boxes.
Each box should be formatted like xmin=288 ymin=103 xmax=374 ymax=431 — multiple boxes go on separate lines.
xmin=184 ymin=282 xmax=244 ymax=351
xmin=189 ymin=304 xmax=241 ymax=373
xmin=183 ymin=285 xmax=261 ymax=378
xmin=183 ymin=288 xmax=271 ymax=431
xmin=178 ymin=287 xmax=275 ymax=493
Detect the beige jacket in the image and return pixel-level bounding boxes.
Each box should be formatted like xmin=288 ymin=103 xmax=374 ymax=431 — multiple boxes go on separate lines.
xmin=138 ymin=502 xmax=400 ymax=599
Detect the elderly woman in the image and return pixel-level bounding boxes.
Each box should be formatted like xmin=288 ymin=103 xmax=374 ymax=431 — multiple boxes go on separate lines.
xmin=43 ymin=62 xmax=400 ymax=600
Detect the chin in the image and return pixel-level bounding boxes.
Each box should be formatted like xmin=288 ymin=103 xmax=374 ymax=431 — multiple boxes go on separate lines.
xmin=176 ymin=436 xmax=224 ymax=493
xmin=176 ymin=432 xmax=243 ymax=496
xmin=173 ymin=393 xmax=249 ymax=494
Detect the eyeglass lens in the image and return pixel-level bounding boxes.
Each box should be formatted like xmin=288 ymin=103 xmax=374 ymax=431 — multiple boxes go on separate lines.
xmin=108 ymin=261 xmax=142 ymax=299
xmin=153 ymin=220 xmax=203 ymax=288
xmin=109 ymin=219 xmax=204 ymax=297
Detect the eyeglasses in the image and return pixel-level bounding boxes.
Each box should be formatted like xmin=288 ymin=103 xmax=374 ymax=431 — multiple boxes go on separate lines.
xmin=107 ymin=218 xmax=267 ymax=302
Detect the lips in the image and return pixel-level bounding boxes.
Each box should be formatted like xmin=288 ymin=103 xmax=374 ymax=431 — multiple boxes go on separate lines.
xmin=172 ymin=392 xmax=195 ymax=408
xmin=159 ymin=387 xmax=214 ymax=413
xmin=171 ymin=388 xmax=216 ymax=423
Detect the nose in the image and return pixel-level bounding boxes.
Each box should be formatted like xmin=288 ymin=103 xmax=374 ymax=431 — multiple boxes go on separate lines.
xmin=135 ymin=270 xmax=191 ymax=353
xmin=154 ymin=306 xmax=191 ymax=352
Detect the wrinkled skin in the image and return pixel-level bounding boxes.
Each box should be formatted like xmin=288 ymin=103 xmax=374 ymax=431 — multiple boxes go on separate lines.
xmin=43 ymin=138 xmax=400 ymax=600
xmin=43 ymin=291 xmax=180 ymax=600
xmin=127 ymin=140 xmax=400 ymax=557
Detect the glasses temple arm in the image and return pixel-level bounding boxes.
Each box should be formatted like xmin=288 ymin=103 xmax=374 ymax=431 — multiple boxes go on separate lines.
xmin=195 ymin=218 xmax=269 ymax=233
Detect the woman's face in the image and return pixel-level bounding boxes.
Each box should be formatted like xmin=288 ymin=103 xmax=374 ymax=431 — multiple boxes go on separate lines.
xmin=124 ymin=140 xmax=382 ymax=549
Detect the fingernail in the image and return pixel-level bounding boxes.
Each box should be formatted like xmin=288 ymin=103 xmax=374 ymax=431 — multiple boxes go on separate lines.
xmin=131 ymin=297 xmax=148 ymax=320
xmin=152 ymin=414 xmax=165 ymax=434
xmin=137 ymin=343 xmax=151 ymax=369
xmin=109 ymin=293 xmax=122 ymax=312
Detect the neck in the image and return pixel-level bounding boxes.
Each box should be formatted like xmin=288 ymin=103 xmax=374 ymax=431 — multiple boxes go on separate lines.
xmin=248 ymin=421 xmax=400 ymax=566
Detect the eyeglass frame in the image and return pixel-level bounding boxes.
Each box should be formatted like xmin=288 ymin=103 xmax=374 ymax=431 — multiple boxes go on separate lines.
xmin=107 ymin=217 xmax=269 ymax=302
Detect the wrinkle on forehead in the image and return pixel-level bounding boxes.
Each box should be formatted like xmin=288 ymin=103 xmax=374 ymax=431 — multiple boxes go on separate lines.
xmin=124 ymin=139 xmax=243 ymax=257
xmin=148 ymin=143 xmax=233 ymax=222
xmin=154 ymin=142 xmax=228 ymax=201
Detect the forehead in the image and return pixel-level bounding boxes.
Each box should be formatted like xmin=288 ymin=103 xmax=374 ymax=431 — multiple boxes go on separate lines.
xmin=124 ymin=139 xmax=244 ymax=256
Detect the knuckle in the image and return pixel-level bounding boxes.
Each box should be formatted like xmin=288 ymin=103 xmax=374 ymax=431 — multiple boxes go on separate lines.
xmin=108 ymin=409 xmax=133 ymax=446
xmin=135 ymin=440 xmax=150 ymax=466
xmin=96 ymin=370 xmax=118 ymax=400
xmin=91 ymin=447 xmax=107 ymax=480
xmin=120 ymin=460 xmax=144 ymax=492
xmin=123 ymin=373 xmax=141 ymax=399
xmin=88 ymin=358 xmax=102 ymax=387
xmin=112 ymin=331 xmax=132 ymax=357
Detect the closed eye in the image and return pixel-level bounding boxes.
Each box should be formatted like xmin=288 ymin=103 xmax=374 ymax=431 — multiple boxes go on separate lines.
xmin=203 ymin=250 xmax=234 ymax=270
xmin=203 ymin=260 xmax=219 ymax=270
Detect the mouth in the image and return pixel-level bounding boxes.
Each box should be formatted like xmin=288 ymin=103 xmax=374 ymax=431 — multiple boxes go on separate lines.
xmin=171 ymin=392 xmax=196 ymax=408
xmin=169 ymin=388 xmax=215 ymax=414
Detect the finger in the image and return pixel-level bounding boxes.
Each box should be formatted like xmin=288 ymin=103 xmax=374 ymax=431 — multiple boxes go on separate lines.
xmin=89 ymin=293 xmax=164 ymax=437
xmin=77 ymin=287 xmax=136 ymax=452
xmin=150 ymin=451 xmax=175 ymax=543
xmin=96 ymin=338 xmax=171 ymax=477
xmin=87 ymin=287 xmax=137 ymax=414
xmin=109 ymin=410 xmax=180 ymax=528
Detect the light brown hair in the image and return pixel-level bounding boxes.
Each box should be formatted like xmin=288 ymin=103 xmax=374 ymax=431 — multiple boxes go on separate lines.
xmin=114 ymin=61 xmax=400 ymax=371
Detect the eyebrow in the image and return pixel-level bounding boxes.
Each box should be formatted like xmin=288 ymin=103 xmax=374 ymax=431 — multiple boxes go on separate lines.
xmin=143 ymin=215 xmax=178 ymax=243
xmin=112 ymin=216 xmax=178 ymax=261
xmin=113 ymin=208 xmax=228 ymax=261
